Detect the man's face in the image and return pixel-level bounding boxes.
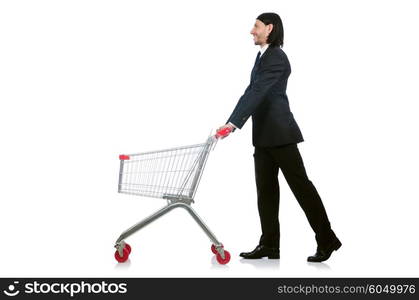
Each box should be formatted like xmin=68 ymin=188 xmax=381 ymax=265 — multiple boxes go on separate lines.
xmin=250 ymin=19 xmax=273 ymax=46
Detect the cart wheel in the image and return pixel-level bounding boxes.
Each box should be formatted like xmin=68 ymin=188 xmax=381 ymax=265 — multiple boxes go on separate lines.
xmin=124 ymin=243 xmax=132 ymax=254
xmin=216 ymin=250 xmax=231 ymax=265
xmin=114 ymin=248 xmax=130 ymax=263
xmin=211 ymin=244 xmax=223 ymax=254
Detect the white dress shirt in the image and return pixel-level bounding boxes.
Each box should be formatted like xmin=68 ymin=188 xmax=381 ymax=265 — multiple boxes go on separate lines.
xmin=259 ymin=43 xmax=269 ymax=57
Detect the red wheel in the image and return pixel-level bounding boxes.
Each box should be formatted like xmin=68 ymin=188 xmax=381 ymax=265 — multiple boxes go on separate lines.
xmin=211 ymin=244 xmax=223 ymax=254
xmin=124 ymin=243 xmax=131 ymax=254
xmin=216 ymin=250 xmax=231 ymax=265
xmin=114 ymin=248 xmax=129 ymax=263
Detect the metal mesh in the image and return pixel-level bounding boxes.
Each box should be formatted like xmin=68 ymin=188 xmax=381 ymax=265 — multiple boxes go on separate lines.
xmin=118 ymin=139 xmax=213 ymax=200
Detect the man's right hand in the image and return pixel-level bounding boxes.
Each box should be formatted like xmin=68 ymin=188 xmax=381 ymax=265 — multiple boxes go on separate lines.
xmin=216 ymin=124 xmax=234 ymax=139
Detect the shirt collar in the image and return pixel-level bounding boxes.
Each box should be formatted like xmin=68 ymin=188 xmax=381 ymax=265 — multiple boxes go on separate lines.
xmin=259 ymin=44 xmax=270 ymax=57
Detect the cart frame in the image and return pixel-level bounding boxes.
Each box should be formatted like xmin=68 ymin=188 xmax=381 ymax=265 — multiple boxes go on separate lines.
xmin=114 ymin=132 xmax=231 ymax=264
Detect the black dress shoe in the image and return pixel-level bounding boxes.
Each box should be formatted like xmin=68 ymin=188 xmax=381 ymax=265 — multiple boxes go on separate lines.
xmin=240 ymin=245 xmax=280 ymax=259
xmin=307 ymin=239 xmax=342 ymax=262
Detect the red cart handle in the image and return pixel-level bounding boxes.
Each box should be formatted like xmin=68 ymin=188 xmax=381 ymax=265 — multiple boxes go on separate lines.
xmin=215 ymin=127 xmax=232 ymax=139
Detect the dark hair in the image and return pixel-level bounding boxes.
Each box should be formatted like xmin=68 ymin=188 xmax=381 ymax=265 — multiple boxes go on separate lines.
xmin=256 ymin=12 xmax=284 ymax=47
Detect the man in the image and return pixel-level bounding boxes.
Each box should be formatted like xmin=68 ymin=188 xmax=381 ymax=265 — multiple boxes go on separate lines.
xmin=218 ymin=13 xmax=341 ymax=262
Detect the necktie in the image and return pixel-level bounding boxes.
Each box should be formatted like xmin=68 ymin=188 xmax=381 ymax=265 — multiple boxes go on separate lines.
xmin=251 ymin=51 xmax=261 ymax=83
xmin=254 ymin=51 xmax=261 ymax=67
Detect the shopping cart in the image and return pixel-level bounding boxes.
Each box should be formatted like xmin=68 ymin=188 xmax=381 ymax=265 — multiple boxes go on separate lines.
xmin=114 ymin=128 xmax=232 ymax=264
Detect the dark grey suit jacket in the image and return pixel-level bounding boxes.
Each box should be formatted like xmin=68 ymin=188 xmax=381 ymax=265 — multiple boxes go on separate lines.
xmin=227 ymin=45 xmax=304 ymax=147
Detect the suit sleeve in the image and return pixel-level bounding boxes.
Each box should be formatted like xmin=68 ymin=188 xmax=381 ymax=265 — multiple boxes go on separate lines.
xmin=226 ymin=53 xmax=286 ymax=129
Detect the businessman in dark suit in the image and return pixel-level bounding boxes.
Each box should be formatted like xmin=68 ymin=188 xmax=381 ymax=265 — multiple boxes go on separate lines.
xmin=218 ymin=13 xmax=341 ymax=262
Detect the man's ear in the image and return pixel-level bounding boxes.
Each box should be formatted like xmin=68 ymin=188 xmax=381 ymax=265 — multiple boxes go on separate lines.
xmin=267 ymin=23 xmax=274 ymax=34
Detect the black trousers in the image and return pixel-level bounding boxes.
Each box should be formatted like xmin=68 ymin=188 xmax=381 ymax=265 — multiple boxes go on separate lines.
xmin=254 ymin=143 xmax=338 ymax=250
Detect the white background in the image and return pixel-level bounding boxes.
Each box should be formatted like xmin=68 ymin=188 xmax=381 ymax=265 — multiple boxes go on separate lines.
xmin=1 ymin=0 xmax=418 ymax=277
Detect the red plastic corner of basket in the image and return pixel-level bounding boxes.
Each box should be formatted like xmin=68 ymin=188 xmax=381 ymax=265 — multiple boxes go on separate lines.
xmin=119 ymin=155 xmax=130 ymax=160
